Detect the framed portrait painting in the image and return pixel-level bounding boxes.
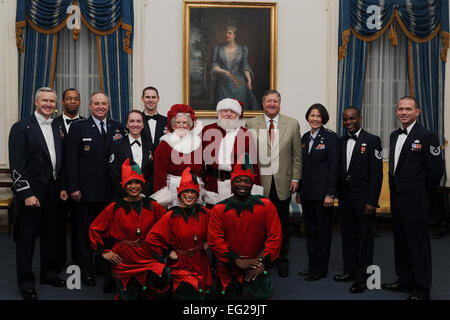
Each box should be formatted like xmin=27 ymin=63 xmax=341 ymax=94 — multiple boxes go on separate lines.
xmin=183 ymin=1 xmax=278 ymax=117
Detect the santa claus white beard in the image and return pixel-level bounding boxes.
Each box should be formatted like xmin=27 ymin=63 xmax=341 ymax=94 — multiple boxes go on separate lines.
xmin=217 ymin=117 xmax=242 ymax=130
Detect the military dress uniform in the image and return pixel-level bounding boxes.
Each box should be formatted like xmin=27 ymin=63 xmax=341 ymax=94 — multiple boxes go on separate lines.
xmin=299 ymin=126 xmax=338 ymax=278
xmin=65 ymin=116 xmax=125 ymax=279
xmin=388 ymin=122 xmax=444 ymax=299
xmin=337 ymin=129 xmax=383 ymax=283
xmin=8 ymin=113 xmax=66 ymax=291
xmin=141 ymin=112 xmax=167 ymax=155
xmin=54 ymin=114 xmax=85 ymax=263
xmin=109 ymin=134 xmax=154 ymax=199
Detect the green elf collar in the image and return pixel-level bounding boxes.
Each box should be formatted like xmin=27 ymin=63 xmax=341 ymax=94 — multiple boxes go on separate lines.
xmin=171 ymin=204 xmax=207 ymax=223
xmin=219 ymin=195 xmax=265 ymax=217
xmin=114 ymin=196 xmax=154 ymax=215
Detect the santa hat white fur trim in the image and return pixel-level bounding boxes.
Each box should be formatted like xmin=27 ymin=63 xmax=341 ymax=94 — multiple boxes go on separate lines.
xmin=216 ymin=98 xmax=242 ymax=116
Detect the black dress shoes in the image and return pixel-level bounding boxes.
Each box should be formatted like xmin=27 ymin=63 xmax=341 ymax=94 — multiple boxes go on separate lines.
xmin=333 ymin=273 xmax=355 ymax=282
xmin=40 ymin=277 xmax=66 ymax=287
xmin=349 ymin=281 xmax=366 ymax=294
xmin=297 ymin=269 xmax=313 ymax=277
xmin=82 ymin=276 xmax=96 ymax=287
xmin=304 ymin=273 xmax=325 ymax=281
xmin=381 ymin=281 xmax=411 ymax=293
xmin=406 ymin=295 xmax=429 ymax=300
xmin=20 ymin=288 xmax=38 ymax=300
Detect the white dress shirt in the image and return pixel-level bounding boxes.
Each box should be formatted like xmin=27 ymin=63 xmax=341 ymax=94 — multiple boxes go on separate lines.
xmin=264 ymin=114 xmax=279 ymax=143
xmin=129 ymin=135 xmax=143 ymax=169
xmin=144 ymin=112 xmax=158 ymax=143
xmin=394 ymin=121 xmax=416 ymax=171
xmin=346 ymin=128 xmax=361 ymax=170
xmin=35 ymin=111 xmax=57 ymax=179
xmin=92 ymin=116 xmax=107 ymax=134
xmin=62 ymin=114 xmax=80 ymax=133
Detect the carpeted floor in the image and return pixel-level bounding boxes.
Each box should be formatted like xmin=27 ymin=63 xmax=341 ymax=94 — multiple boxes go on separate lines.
xmin=0 ymin=221 xmax=449 ymax=301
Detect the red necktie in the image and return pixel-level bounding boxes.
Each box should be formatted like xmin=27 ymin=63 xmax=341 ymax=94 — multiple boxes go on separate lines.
xmin=269 ymin=119 xmax=275 ymax=144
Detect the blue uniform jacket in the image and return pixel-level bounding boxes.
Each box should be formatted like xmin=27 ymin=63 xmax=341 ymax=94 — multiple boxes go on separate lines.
xmin=337 ymin=129 xmax=383 ymax=207
xmin=299 ymin=126 xmax=338 ymax=201
xmin=65 ymin=116 xmax=125 ymax=203
xmin=389 ymin=122 xmax=444 ymax=193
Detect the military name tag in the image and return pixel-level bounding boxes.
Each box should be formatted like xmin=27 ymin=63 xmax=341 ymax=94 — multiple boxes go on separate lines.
xmin=430 ymin=145 xmax=441 ymax=156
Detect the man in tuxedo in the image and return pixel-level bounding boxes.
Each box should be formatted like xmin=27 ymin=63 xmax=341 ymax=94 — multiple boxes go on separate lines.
xmin=53 ymin=88 xmax=85 ymax=264
xmin=9 ymin=87 xmax=67 ymax=300
xmin=245 ymin=90 xmax=302 ymax=278
xmin=382 ymin=96 xmax=444 ymax=300
xmin=141 ymin=86 xmax=168 ymax=156
xmin=65 ymin=92 xmax=124 ymax=287
xmin=334 ymin=107 xmax=383 ymax=294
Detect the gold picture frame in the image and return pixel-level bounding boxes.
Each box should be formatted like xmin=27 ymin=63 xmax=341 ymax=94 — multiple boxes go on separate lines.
xmin=183 ymin=1 xmax=278 ymax=117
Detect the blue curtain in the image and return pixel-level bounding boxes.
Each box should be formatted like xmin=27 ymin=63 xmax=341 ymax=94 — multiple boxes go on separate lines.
xmin=338 ymin=0 xmax=449 ymax=139
xmin=16 ymin=0 xmax=134 ymax=122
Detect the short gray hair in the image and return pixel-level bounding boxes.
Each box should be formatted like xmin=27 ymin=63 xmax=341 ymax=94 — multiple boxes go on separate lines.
xmin=35 ymin=87 xmax=57 ymax=101
xmin=170 ymin=112 xmax=194 ymax=129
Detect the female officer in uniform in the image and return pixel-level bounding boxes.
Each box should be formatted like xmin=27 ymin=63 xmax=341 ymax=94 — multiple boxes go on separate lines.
xmin=297 ymin=103 xmax=338 ymax=281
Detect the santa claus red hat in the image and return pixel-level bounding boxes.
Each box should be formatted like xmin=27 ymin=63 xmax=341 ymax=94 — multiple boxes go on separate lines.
xmin=166 ymin=104 xmax=197 ymax=132
xmin=216 ymin=98 xmax=244 ymax=118
xmin=231 ymin=152 xmax=256 ymax=183
xmin=177 ymin=167 xmax=201 ymax=196
xmin=121 ymin=158 xmax=146 ymax=188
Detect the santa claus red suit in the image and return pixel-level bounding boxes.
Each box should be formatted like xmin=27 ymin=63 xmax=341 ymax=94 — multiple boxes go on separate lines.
xmin=202 ymin=98 xmax=263 ymax=205
xmin=151 ymin=104 xmax=205 ymax=208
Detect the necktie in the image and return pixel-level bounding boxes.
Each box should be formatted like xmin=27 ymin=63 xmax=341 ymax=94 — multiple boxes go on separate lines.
xmin=398 ymin=128 xmax=408 ymax=135
xmin=269 ymin=119 xmax=275 ymax=144
xmin=66 ymin=118 xmax=78 ymax=125
xmin=145 ymin=114 xmax=158 ymax=121
xmin=131 ymin=140 xmax=141 ymax=147
xmin=100 ymin=121 xmax=107 ymax=140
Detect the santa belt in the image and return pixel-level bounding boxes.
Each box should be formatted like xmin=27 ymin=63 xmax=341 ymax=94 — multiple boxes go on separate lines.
xmin=119 ymin=239 xmax=142 ymax=247
xmin=175 ymin=244 xmax=204 ymax=257
xmin=206 ymin=165 xmax=231 ymax=181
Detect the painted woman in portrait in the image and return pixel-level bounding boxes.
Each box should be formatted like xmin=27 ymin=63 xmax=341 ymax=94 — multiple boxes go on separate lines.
xmin=211 ymin=25 xmax=259 ymax=110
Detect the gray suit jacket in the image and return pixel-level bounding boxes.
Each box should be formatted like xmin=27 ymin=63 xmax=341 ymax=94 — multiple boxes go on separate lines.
xmin=246 ymin=114 xmax=302 ymax=200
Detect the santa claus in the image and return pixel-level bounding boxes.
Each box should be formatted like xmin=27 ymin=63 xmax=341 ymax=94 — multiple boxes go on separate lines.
xmin=202 ymin=98 xmax=263 ymax=206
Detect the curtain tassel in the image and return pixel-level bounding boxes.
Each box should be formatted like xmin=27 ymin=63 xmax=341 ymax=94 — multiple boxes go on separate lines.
xmin=388 ymin=23 xmax=398 ymax=47
xmin=338 ymin=29 xmax=351 ymax=60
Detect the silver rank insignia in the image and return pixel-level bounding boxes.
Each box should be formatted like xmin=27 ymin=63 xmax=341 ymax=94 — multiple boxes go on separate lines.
xmin=430 ymin=145 xmax=441 ymax=156
xmin=375 ymin=149 xmax=382 ymax=160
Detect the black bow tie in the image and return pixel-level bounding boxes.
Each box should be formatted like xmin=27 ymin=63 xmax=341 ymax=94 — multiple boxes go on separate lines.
xmin=347 ymin=133 xmax=357 ymax=140
xmin=144 ymin=114 xmax=158 ymax=121
xmin=398 ymin=128 xmax=408 ymax=135
xmin=66 ymin=118 xmax=78 ymax=125
xmin=131 ymin=140 xmax=141 ymax=147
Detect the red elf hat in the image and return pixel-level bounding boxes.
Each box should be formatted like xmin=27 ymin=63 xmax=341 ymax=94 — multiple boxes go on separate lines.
xmin=121 ymin=158 xmax=146 ymax=189
xmin=231 ymin=152 xmax=255 ymax=183
xmin=177 ymin=167 xmax=200 ymax=196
